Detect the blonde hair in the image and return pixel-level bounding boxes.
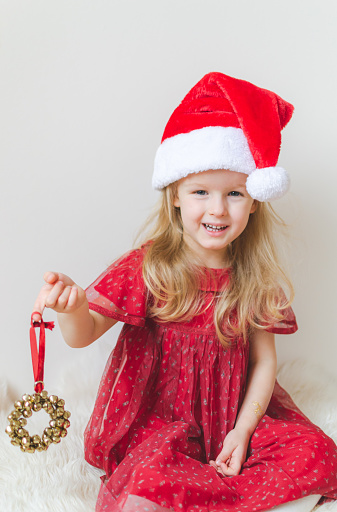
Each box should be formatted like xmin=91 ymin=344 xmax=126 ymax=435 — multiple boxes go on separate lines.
xmin=135 ymin=183 xmax=294 ymax=346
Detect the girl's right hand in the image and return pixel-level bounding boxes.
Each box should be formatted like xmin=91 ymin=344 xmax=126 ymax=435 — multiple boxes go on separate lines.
xmin=209 ymin=426 xmax=250 ymax=477
xmin=32 ymin=272 xmax=87 ymax=322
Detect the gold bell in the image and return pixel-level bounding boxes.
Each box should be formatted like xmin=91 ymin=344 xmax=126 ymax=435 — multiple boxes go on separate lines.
xmin=43 ymin=402 xmax=54 ymax=414
xmin=5 ymin=425 xmax=14 ymax=436
xmin=42 ymin=435 xmax=52 ymax=446
xmin=44 ymin=427 xmax=53 ymax=437
xmin=33 ymin=393 xmax=41 ymax=403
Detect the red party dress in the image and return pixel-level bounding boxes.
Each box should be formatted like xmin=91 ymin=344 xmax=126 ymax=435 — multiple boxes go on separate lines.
xmin=84 ymin=246 xmax=337 ymax=512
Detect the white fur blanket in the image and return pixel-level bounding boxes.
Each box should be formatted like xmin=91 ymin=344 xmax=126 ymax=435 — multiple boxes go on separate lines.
xmin=1 ymin=350 xmax=336 ymax=512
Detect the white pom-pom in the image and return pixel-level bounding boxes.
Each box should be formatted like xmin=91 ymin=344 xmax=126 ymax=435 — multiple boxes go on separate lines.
xmin=245 ymin=167 xmax=290 ymax=201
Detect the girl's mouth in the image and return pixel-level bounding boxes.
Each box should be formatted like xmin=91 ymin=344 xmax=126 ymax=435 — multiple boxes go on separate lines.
xmin=203 ymin=224 xmax=228 ymax=232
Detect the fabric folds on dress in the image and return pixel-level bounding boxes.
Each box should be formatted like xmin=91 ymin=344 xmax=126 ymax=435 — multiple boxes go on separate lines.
xmin=84 ymin=247 xmax=337 ymax=512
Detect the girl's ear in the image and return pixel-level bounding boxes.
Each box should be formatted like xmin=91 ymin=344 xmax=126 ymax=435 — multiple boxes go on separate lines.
xmin=173 ymin=196 xmax=180 ymax=208
xmin=250 ymin=200 xmax=257 ymax=214
xmin=170 ymin=181 xmax=180 ymax=207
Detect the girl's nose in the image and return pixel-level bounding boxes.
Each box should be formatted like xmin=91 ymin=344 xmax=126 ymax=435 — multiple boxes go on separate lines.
xmin=208 ymin=197 xmax=227 ymax=216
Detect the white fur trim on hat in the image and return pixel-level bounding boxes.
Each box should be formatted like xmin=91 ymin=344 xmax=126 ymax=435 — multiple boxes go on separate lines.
xmin=245 ymin=167 xmax=290 ymax=201
xmin=153 ymin=126 xmax=256 ymax=190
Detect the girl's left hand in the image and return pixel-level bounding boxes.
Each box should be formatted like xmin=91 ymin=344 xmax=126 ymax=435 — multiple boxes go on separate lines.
xmin=209 ymin=427 xmax=250 ymax=477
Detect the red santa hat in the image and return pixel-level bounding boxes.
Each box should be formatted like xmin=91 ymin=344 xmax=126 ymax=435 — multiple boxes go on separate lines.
xmin=153 ymin=72 xmax=294 ymax=201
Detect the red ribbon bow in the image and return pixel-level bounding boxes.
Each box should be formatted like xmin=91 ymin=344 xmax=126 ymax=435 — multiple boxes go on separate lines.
xmin=30 ymin=313 xmax=55 ymax=393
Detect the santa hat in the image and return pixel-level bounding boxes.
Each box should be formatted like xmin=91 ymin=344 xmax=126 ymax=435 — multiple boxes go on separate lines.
xmin=153 ymin=72 xmax=294 ymax=201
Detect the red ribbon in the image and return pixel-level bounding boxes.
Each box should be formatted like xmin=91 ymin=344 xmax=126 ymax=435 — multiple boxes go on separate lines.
xmin=30 ymin=313 xmax=55 ymax=393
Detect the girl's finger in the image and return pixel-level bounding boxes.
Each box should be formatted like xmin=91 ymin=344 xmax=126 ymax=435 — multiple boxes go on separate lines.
xmin=43 ymin=271 xmax=59 ymax=284
xmin=209 ymin=460 xmax=225 ymax=477
xmin=222 ymin=462 xmax=241 ymax=476
xmin=66 ymin=286 xmax=79 ymax=309
xmin=32 ymin=311 xmax=42 ymax=322
xmin=44 ymin=272 xmax=75 ymax=287
xmin=32 ymin=283 xmax=54 ymax=320
xmin=220 ymin=452 xmax=242 ymax=476
xmin=45 ymin=281 xmax=65 ymax=308
xmin=216 ymin=447 xmax=233 ymax=467
xmin=57 ymin=286 xmax=72 ymax=309
xmin=218 ymin=459 xmax=230 ymax=472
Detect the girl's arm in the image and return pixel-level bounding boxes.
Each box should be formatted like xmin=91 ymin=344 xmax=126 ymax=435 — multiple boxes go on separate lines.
xmin=33 ymin=272 xmax=117 ymax=348
xmin=210 ymin=328 xmax=277 ymax=476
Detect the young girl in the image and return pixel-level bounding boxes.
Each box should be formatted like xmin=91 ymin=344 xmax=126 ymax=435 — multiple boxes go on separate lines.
xmin=33 ymin=72 xmax=337 ymax=512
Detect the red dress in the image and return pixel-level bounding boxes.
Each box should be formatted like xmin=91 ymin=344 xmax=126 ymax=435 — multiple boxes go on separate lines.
xmin=84 ymin=246 xmax=337 ymax=512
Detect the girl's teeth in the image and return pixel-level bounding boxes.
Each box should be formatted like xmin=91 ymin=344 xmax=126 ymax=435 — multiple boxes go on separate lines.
xmin=204 ymin=224 xmax=227 ymax=232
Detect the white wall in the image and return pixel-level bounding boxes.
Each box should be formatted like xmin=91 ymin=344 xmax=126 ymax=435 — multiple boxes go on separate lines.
xmin=1 ymin=0 xmax=336 ymax=395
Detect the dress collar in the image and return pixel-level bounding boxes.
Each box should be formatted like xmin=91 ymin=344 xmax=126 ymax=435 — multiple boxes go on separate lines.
xmin=198 ymin=267 xmax=231 ymax=291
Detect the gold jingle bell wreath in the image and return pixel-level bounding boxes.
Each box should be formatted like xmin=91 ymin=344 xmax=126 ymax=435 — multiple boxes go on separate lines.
xmin=5 ymin=314 xmax=71 ymax=453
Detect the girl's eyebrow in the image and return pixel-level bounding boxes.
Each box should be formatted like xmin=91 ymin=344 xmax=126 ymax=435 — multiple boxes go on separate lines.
xmin=228 ymin=184 xmax=247 ymax=190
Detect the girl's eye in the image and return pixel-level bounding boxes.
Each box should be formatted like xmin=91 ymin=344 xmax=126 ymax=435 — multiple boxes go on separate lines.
xmin=228 ymin=191 xmax=242 ymax=197
xmin=194 ymin=190 xmax=207 ymax=196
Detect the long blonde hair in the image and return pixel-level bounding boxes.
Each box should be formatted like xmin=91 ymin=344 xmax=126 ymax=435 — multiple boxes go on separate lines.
xmin=136 ymin=184 xmax=294 ymax=346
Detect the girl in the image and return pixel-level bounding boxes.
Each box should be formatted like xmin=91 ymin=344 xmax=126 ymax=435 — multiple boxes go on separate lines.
xmin=33 ymin=73 xmax=337 ymax=512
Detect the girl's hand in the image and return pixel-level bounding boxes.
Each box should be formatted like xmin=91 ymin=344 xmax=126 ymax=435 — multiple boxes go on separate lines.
xmin=209 ymin=427 xmax=250 ymax=477
xmin=32 ymin=272 xmax=87 ymax=321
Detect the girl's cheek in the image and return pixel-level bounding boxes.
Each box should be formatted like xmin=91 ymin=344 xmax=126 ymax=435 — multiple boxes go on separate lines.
xmin=186 ymin=203 xmax=200 ymax=215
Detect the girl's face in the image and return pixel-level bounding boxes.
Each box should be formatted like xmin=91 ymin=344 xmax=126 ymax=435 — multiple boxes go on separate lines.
xmin=173 ymin=168 xmax=256 ymax=268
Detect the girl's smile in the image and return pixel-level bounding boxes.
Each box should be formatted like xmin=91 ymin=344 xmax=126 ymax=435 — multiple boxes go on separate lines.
xmin=173 ymin=168 xmax=256 ymax=268
xmin=203 ymin=223 xmax=228 ymax=234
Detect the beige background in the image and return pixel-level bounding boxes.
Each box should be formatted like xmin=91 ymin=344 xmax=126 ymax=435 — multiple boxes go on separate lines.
xmin=1 ymin=0 xmax=336 ymax=394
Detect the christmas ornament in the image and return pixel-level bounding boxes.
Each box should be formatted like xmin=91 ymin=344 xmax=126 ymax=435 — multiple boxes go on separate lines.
xmin=5 ymin=314 xmax=71 ymax=453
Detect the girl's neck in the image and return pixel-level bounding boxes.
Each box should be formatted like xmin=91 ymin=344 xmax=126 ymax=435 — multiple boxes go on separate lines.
xmin=182 ymin=237 xmax=230 ymax=269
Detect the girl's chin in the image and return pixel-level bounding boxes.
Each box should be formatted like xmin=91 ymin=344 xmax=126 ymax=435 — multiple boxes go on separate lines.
xmin=182 ymin=233 xmax=230 ymax=256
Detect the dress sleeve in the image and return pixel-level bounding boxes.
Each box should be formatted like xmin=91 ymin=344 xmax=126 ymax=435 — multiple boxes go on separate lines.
xmin=264 ymin=304 xmax=298 ymax=335
xmin=85 ymin=247 xmax=147 ymax=327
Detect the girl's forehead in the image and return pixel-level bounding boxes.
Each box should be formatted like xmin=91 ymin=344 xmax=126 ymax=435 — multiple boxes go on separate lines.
xmin=179 ymin=168 xmax=248 ymax=187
